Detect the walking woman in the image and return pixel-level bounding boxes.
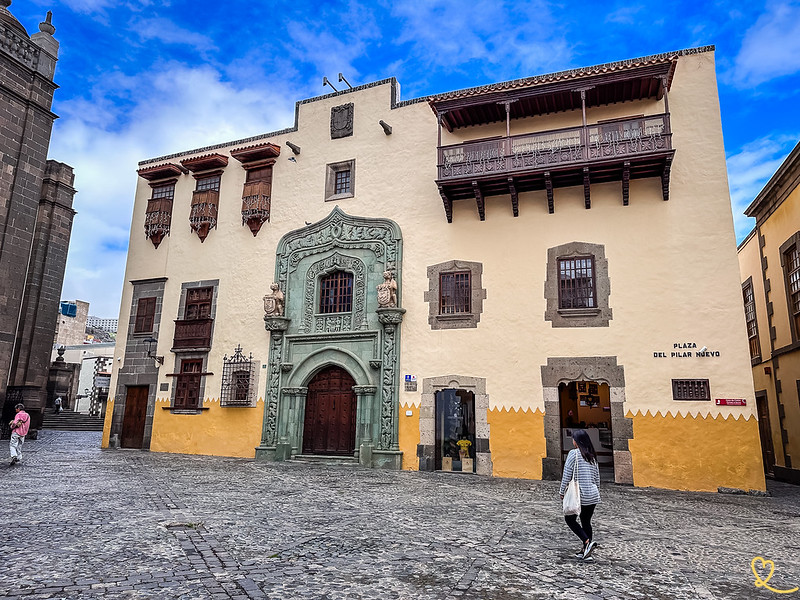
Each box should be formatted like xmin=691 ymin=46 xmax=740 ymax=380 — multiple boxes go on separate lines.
xmin=559 ymin=429 xmax=601 ymax=560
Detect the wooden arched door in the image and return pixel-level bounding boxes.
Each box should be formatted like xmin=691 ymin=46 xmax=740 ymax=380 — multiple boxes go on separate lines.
xmin=302 ymin=366 xmax=357 ymax=455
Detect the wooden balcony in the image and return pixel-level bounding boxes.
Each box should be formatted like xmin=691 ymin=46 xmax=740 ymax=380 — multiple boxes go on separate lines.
xmin=172 ymin=318 xmax=213 ymax=350
xmin=436 ymin=113 xmax=674 ymax=222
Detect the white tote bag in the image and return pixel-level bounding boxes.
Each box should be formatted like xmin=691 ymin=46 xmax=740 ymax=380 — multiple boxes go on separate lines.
xmin=562 ymin=453 xmax=582 ymax=516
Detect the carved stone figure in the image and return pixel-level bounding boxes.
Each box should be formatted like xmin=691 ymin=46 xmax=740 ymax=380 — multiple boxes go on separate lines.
xmin=376 ymin=271 xmax=397 ymax=308
xmin=263 ymin=283 xmax=284 ymax=316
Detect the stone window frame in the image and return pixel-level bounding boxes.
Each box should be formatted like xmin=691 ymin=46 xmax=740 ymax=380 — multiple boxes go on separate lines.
xmin=779 ymin=231 xmax=800 ymax=343
xmin=325 ymin=159 xmax=355 ymax=202
xmin=424 ymin=260 xmax=487 ymax=330
xmin=545 ymin=241 xmax=612 ymax=328
xmin=742 ymin=277 xmax=761 ymax=364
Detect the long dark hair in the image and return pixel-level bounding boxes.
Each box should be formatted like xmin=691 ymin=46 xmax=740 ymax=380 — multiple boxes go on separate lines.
xmin=572 ymin=429 xmax=597 ymax=464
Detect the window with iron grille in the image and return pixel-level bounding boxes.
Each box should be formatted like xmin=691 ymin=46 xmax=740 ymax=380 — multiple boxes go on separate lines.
xmin=185 ymin=287 xmax=213 ymax=320
xmin=196 ymin=175 xmax=220 ymax=192
xmin=672 ymin=379 xmax=710 ymax=401
xmin=134 ymin=297 xmax=156 ymax=333
xmin=558 ymin=256 xmax=596 ymax=309
xmin=319 ymin=271 xmax=353 ymax=313
xmin=325 ymin=159 xmax=355 ymax=201
xmin=742 ymin=281 xmax=760 ymax=360
xmin=221 ymin=346 xmax=256 ymax=407
xmin=786 ymin=245 xmax=800 ymax=336
xmin=334 ymin=169 xmax=351 ymax=195
xmin=175 ymin=359 xmax=203 ymax=409
xmin=439 ymin=272 xmax=471 ymax=314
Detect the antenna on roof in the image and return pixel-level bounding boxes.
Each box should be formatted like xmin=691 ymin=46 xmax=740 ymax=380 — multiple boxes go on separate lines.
xmin=338 ymin=73 xmax=353 ymax=89
xmin=322 ymin=76 xmax=338 ymax=92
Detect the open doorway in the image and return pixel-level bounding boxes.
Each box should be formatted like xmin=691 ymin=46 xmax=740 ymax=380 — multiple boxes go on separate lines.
xmin=559 ymin=380 xmax=614 ymax=479
xmin=435 ymin=388 xmax=476 ymax=472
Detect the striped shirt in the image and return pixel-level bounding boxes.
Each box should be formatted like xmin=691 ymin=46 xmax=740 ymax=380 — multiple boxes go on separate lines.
xmin=559 ymin=448 xmax=601 ymax=505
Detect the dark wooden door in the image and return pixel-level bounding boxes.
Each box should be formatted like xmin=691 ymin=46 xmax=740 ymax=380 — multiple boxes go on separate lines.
xmin=756 ymin=392 xmax=775 ymax=475
xmin=302 ymin=366 xmax=356 ymax=455
xmin=121 ymin=385 xmax=149 ymax=448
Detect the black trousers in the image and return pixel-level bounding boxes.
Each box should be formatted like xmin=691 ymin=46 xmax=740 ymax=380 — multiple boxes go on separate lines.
xmin=564 ymin=504 xmax=596 ymax=543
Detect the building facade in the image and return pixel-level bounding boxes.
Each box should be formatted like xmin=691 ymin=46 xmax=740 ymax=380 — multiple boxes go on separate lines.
xmin=86 ymin=316 xmax=118 ymax=333
xmin=0 ymin=2 xmax=76 ymax=432
xmin=105 ymin=46 xmax=764 ymax=493
xmin=55 ymin=300 xmax=90 ymax=346
xmin=738 ymin=141 xmax=800 ymax=485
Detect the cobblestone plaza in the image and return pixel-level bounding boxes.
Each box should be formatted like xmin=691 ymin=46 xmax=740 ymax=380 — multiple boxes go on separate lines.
xmin=1 ymin=432 xmax=798 ymax=599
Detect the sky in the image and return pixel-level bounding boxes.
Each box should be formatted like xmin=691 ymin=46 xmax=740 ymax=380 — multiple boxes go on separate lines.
xmin=8 ymin=0 xmax=800 ymax=317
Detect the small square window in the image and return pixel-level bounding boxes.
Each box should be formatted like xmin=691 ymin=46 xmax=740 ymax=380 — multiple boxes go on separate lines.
xmin=671 ymin=379 xmax=710 ymax=401
xmin=325 ymin=159 xmax=355 ymax=201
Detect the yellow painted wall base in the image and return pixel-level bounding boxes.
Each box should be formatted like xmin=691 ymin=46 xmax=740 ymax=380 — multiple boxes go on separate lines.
xmin=101 ymin=397 xmax=114 ymax=448
xmin=399 ymin=403 xmax=420 ymax=471
xmin=487 ymin=407 xmax=546 ymax=480
xmin=628 ymin=411 xmax=766 ymax=492
xmin=149 ymin=398 xmax=265 ymax=458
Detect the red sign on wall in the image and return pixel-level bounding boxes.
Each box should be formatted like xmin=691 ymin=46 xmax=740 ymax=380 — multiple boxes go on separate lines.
xmin=715 ymin=399 xmax=746 ymax=406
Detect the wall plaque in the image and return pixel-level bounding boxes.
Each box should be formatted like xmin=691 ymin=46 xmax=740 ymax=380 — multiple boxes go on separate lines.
xmin=331 ymin=103 xmax=354 ymax=139
xmin=716 ymin=399 xmax=746 ymax=406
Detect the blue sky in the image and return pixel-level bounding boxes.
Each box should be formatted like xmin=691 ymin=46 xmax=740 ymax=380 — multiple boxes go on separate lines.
xmin=9 ymin=0 xmax=800 ymax=317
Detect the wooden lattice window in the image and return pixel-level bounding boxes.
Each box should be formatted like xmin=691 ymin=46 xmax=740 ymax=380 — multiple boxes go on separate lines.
xmin=319 ymin=271 xmax=353 ymax=313
xmin=221 ymin=346 xmax=256 ymax=407
xmin=196 ymin=175 xmax=220 ymax=192
xmin=133 ymin=297 xmax=156 ymax=333
xmin=786 ymin=245 xmax=800 ymax=335
xmin=190 ymin=175 xmax=221 ymax=242
xmin=185 ymin=287 xmax=213 ymax=320
xmin=175 ymin=359 xmax=203 ymax=409
xmin=558 ymin=256 xmax=596 ymax=309
xmin=439 ymin=272 xmax=471 ymax=314
xmin=144 ymin=183 xmax=174 ymax=248
xmin=743 ymin=281 xmax=760 ymax=360
xmin=242 ymin=165 xmax=273 ymax=236
xmin=672 ymin=379 xmax=710 ymax=401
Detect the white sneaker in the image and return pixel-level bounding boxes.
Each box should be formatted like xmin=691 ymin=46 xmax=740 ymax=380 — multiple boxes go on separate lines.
xmin=583 ymin=540 xmax=597 ymax=559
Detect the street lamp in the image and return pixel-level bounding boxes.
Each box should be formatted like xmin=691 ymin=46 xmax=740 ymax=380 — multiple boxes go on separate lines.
xmin=143 ymin=337 xmax=164 ymax=366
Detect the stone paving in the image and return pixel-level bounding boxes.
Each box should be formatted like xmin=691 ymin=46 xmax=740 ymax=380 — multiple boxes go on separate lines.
xmin=1 ymin=432 xmax=799 ymax=600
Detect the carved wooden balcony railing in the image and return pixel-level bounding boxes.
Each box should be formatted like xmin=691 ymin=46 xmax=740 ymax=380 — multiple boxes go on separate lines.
xmin=436 ymin=113 xmax=674 ymax=221
xmin=172 ymin=318 xmax=213 ymax=350
xmin=144 ymin=197 xmax=173 ymax=249
xmin=241 ymin=180 xmax=271 ymax=236
xmin=189 ymin=189 xmax=219 ymax=242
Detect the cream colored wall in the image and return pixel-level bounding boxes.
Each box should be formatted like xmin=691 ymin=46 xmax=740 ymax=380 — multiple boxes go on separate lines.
xmin=739 ymin=233 xmax=769 ymax=360
xmin=110 ymin=51 xmax=758 ymax=468
xmin=757 ymin=184 xmax=800 ymax=349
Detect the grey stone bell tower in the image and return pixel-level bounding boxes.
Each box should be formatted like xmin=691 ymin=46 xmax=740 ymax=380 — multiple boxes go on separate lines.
xmin=0 ymin=2 xmax=76 ymax=432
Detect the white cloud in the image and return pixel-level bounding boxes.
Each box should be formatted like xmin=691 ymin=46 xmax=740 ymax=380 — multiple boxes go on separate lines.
xmin=389 ymin=0 xmax=573 ymax=84
xmin=130 ymin=17 xmax=216 ymax=51
xmin=732 ymin=2 xmax=800 ymax=86
xmin=53 ymin=63 xmax=295 ymax=316
xmin=605 ymin=5 xmax=644 ymax=24
xmin=726 ymin=134 xmax=798 ymax=242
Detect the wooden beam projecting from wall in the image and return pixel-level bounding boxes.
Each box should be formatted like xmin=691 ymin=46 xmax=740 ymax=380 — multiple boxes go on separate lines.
xmin=545 ymin=172 xmax=554 ymax=214
xmin=583 ymin=167 xmax=591 ymax=209
xmin=508 ymin=177 xmax=519 ymax=217
xmin=472 ymin=180 xmax=485 ymax=221
xmin=661 ymin=156 xmax=673 ymax=201
xmin=622 ymin=161 xmax=630 ymax=206
xmin=438 ymin=185 xmax=453 ymax=223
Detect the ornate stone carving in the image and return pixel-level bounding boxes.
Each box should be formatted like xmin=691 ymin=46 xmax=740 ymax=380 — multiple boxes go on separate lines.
xmin=331 ymin=103 xmax=354 ymax=139
xmin=352 ymin=385 xmax=378 ymax=395
xmin=280 ymin=363 xmax=293 ymax=372
xmin=376 ymin=308 xmax=405 ymax=450
xmin=262 ymin=329 xmax=285 ymax=446
xmin=281 ymin=387 xmax=308 ymax=396
xmin=276 ymin=207 xmax=401 ymax=291
xmin=302 ymin=253 xmax=367 ymax=333
xmin=376 ymin=271 xmax=398 ymax=308
xmin=369 ymin=360 xmax=382 ymax=370
xmin=264 ymin=316 xmax=290 ymax=331
xmin=263 ymin=282 xmax=285 ymax=316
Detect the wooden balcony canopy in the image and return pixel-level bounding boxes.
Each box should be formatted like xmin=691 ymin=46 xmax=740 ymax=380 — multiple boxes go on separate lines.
xmin=429 ymin=54 xmax=677 ymax=131
xmin=230 ymin=142 xmax=281 ymax=165
xmin=180 ymin=153 xmax=229 ymax=173
xmin=428 ymin=48 xmax=700 ymax=222
xmin=137 ymin=162 xmax=185 ymax=181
